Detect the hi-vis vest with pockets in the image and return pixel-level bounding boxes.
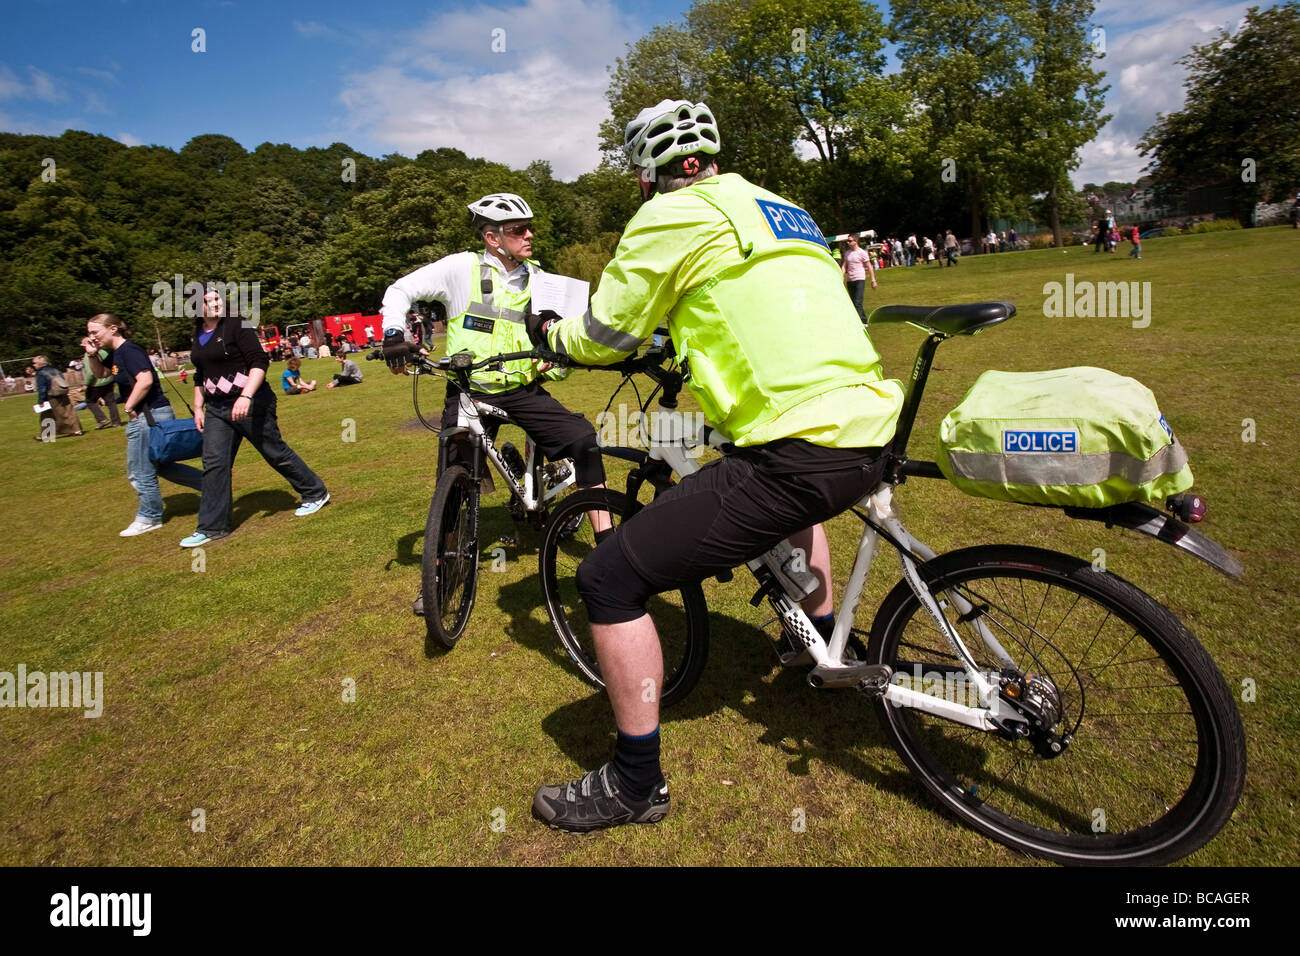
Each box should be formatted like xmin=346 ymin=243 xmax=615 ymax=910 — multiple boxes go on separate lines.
xmin=669 ymin=174 xmax=902 ymax=448
xmin=446 ymin=255 xmax=539 ymax=393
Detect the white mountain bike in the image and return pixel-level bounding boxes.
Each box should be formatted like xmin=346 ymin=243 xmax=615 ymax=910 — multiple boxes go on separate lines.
xmin=371 ymin=348 xmax=578 ymax=648
xmin=537 ymin=304 xmax=1246 ymax=865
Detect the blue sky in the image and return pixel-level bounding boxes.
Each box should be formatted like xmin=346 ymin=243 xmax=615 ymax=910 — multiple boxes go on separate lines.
xmin=0 ymin=0 xmax=1259 ymax=185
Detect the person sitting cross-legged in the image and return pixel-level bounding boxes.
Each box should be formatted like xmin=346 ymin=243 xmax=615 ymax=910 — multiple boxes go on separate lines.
xmin=282 ymin=357 xmax=317 ymax=394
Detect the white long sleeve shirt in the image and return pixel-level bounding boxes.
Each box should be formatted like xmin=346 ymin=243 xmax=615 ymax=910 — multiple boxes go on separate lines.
xmin=380 ymin=250 xmax=535 ymax=339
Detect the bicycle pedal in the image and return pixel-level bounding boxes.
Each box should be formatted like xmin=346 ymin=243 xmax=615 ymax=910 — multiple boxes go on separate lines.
xmin=856 ymin=665 xmax=894 ymax=698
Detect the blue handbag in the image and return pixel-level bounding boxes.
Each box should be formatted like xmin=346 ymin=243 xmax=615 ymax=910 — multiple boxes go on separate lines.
xmin=144 ymin=366 xmax=204 ymax=465
xmin=147 ymin=414 xmax=203 ymax=464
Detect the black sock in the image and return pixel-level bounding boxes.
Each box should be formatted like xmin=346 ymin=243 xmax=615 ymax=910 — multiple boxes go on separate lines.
xmin=611 ymin=727 xmax=661 ymax=800
xmin=810 ymin=611 xmax=835 ymax=640
xmin=594 ymin=527 xmax=615 ymax=545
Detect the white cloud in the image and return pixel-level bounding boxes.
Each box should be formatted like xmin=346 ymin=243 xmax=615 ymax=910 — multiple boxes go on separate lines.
xmin=77 ymin=66 xmax=120 ymax=84
xmin=293 ymin=19 xmax=339 ymax=39
xmin=1072 ymin=2 xmax=1252 ymax=186
xmin=0 ymin=63 xmax=25 ymax=99
xmin=27 ymin=67 xmax=61 ymax=103
xmin=117 ymin=132 xmax=145 ymax=147
xmin=337 ymin=0 xmax=637 ymax=179
xmin=0 ymin=63 xmax=67 ymax=104
xmin=85 ymin=91 xmax=110 ymax=114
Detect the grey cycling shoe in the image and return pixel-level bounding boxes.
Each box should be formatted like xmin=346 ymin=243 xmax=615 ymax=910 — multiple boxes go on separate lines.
xmin=412 ymin=592 xmax=424 ymax=616
xmin=533 ymin=763 xmax=670 ymax=833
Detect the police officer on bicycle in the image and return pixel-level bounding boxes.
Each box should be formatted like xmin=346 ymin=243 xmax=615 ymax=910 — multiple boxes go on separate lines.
xmin=526 ymin=101 xmax=906 ymax=831
xmin=380 ymin=192 xmax=611 ymax=616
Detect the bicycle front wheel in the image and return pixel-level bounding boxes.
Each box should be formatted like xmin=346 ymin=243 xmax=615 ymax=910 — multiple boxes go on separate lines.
xmin=867 ymin=545 xmax=1245 ymax=866
xmin=423 ymin=465 xmax=480 ymax=649
xmin=539 ymin=488 xmax=708 ymax=707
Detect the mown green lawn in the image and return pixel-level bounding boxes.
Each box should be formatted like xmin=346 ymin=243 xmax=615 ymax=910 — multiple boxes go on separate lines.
xmin=1 ymin=226 xmax=1296 ymax=866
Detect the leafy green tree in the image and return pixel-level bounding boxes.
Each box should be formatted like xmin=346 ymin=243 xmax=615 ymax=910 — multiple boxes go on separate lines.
xmin=311 ymin=223 xmax=403 ymax=316
xmin=604 ymin=0 xmax=900 ymax=227
xmin=891 ymin=0 xmax=1038 ymax=243
xmin=1017 ymin=0 xmax=1110 ymax=245
xmin=178 ymin=134 xmax=248 ymax=176
xmin=553 ymin=232 xmax=623 ymax=289
xmin=1138 ymin=2 xmax=1300 ymax=222
xmin=0 ymin=175 xmax=129 ymax=354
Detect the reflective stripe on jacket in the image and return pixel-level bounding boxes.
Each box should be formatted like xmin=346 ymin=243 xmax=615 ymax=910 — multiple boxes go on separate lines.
xmin=446 ymin=254 xmax=568 ymax=392
xmin=550 ymin=173 xmax=902 ymax=448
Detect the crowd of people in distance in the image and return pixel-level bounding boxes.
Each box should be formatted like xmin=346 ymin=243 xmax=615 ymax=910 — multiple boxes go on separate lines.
xmin=861 ymin=228 xmax=1020 ymax=272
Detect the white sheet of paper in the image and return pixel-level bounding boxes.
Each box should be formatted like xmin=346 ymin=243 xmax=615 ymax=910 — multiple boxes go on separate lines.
xmin=33 ymin=402 xmax=51 ymax=413
xmin=531 ymin=274 xmax=589 ymax=317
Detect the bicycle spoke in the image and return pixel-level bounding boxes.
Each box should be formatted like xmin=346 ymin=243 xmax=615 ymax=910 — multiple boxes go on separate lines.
xmin=870 ymin=546 xmax=1241 ymax=864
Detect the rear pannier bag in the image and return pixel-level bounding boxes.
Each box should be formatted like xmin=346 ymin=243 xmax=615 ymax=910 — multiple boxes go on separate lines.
xmin=936 ymin=367 xmax=1193 ymax=508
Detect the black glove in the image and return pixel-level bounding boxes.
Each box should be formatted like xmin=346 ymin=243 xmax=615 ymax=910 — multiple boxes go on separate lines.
xmin=525 ymin=309 xmax=562 ymax=348
xmin=382 ymin=330 xmax=413 ymax=370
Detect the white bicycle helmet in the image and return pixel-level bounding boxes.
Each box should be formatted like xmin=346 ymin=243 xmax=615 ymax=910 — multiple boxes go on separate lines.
xmin=624 ymin=99 xmax=720 ymax=172
xmin=466 ymin=192 xmax=534 ymax=225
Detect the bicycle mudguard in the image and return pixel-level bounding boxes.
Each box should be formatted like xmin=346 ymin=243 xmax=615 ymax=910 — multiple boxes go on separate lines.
xmin=1063 ymin=502 xmax=1244 ymax=578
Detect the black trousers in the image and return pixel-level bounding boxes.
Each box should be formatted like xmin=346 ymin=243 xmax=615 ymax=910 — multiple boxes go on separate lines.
xmin=196 ymin=399 xmax=327 ymax=534
xmin=577 ymin=443 xmax=887 ymax=624
xmin=441 ymin=381 xmax=605 ymax=487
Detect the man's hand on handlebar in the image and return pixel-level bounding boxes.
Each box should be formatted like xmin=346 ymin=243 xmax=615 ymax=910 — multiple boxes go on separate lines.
xmin=382 ymin=329 xmax=426 ymax=374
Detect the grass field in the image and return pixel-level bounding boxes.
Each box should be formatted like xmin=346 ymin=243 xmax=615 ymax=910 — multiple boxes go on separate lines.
xmin=1 ymin=226 xmax=1297 ymax=866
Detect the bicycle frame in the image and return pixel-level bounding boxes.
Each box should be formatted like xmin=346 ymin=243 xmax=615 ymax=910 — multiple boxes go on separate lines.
xmin=440 ymin=387 xmax=577 ymax=515
xmin=629 ymin=391 xmax=1012 ymax=733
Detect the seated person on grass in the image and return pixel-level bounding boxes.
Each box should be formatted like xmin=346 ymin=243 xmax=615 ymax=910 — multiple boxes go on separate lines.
xmin=326 ymin=354 xmax=363 ymax=389
xmin=282 ymin=357 xmax=317 ymax=394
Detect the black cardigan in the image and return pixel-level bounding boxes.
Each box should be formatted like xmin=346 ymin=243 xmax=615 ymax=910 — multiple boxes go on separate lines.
xmin=192 ymin=315 xmax=272 ymax=404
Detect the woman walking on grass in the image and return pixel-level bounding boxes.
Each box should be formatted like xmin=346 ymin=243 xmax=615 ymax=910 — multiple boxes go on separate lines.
xmin=85 ymin=314 xmax=202 ymax=536
xmin=180 ymin=285 xmax=329 ymax=548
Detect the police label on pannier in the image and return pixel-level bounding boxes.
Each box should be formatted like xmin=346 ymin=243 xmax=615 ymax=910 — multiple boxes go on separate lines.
xmin=936 ymin=367 xmax=1193 ymax=508
xmin=754 ymin=199 xmax=829 ymax=249
xmin=1002 ymin=429 xmax=1079 ymax=453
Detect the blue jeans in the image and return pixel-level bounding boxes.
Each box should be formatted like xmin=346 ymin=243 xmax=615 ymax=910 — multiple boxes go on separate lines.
xmin=196 ymin=398 xmax=327 ymax=535
xmin=125 ymin=405 xmax=204 ymax=523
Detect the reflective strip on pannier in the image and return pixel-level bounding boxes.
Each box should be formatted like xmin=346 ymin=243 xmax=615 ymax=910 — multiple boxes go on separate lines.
xmin=936 ymin=367 xmax=1194 ymax=508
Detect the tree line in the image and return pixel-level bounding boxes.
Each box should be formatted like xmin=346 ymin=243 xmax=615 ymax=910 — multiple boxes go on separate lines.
xmin=3 ymin=0 xmax=1293 ymax=360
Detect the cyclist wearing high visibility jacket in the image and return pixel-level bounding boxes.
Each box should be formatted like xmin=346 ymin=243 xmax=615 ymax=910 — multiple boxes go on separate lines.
xmin=529 ymin=100 xmax=904 ymax=832
xmin=379 ymin=193 xmax=610 ymax=616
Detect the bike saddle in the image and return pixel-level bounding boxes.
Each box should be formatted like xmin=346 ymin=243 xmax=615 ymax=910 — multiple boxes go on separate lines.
xmin=868 ymin=302 xmax=1015 ymax=337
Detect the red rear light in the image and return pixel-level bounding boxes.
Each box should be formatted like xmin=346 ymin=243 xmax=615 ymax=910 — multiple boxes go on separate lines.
xmin=1167 ymin=494 xmax=1207 ymax=523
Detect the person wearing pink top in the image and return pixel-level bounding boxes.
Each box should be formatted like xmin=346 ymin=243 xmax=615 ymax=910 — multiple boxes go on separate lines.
xmin=840 ymin=234 xmax=877 ymax=323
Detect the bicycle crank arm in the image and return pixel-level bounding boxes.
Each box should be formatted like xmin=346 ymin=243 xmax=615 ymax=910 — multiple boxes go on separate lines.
xmin=808 ymin=661 xmax=892 ymax=691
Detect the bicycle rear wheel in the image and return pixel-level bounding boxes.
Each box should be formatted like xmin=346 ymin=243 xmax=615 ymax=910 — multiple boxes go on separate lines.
xmin=866 ymin=545 xmax=1245 ymax=865
xmin=539 ymin=488 xmax=708 ymax=707
xmin=423 ymin=465 xmax=480 ymax=649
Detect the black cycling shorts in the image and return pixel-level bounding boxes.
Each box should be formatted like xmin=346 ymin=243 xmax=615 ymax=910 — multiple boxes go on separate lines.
xmin=441 ymin=381 xmax=605 ymax=487
xmin=577 ymin=440 xmax=888 ymax=625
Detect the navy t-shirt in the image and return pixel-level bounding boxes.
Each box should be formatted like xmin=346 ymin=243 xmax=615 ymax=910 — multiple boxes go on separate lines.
xmin=109 ymin=340 xmax=167 ymax=410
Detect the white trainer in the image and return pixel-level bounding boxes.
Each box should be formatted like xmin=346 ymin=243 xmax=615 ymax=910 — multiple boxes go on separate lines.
xmin=120 ymin=519 xmax=162 ymax=537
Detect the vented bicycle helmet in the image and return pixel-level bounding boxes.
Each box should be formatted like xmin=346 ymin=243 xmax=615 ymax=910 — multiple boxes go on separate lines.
xmin=624 ymin=100 xmax=720 ymax=173
xmin=467 ymin=192 xmax=534 ymax=226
